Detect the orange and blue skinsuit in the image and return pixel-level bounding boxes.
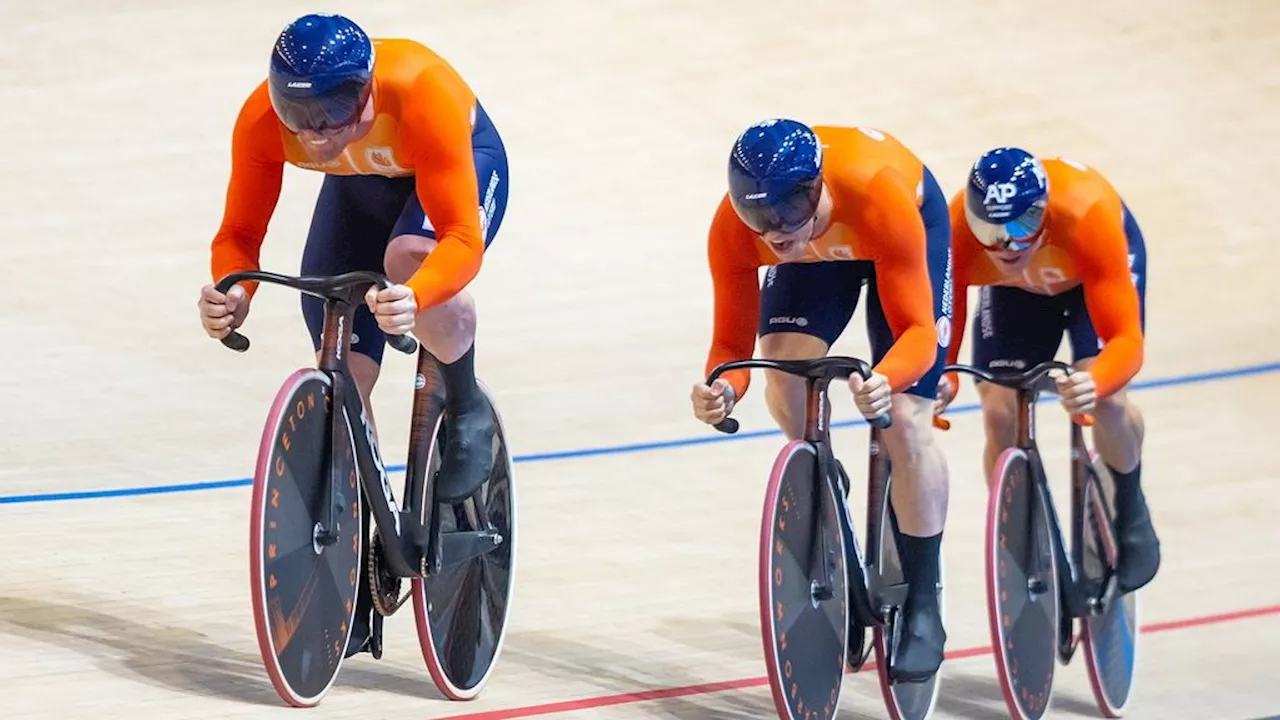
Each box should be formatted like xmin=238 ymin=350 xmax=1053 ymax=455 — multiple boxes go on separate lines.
xmin=210 ymin=38 xmax=508 ymax=362
xmin=945 ymin=157 xmax=1146 ymax=399
xmin=704 ymin=126 xmax=953 ymax=403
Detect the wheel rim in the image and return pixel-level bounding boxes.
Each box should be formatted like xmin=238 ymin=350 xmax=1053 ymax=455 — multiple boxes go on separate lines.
xmin=1083 ymin=464 xmax=1139 ymax=716
xmin=987 ymin=449 xmax=1058 ymax=720
xmin=760 ymin=442 xmax=847 ymax=720
xmin=250 ymin=370 xmax=360 ymax=707
xmin=414 ymin=382 xmax=516 ymax=699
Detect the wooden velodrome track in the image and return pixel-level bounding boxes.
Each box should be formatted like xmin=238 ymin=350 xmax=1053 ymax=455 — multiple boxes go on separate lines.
xmin=2 ymin=1 xmax=1277 ymax=718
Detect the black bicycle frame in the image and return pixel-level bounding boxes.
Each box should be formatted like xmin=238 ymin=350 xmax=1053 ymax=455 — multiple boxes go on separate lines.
xmin=216 ymin=270 xmax=430 ymax=578
xmin=943 ymin=361 xmax=1111 ymax=618
xmin=708 ymin=357 xmax=893 ymax=627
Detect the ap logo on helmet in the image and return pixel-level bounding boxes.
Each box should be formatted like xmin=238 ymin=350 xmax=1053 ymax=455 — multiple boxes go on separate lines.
xmin=985 ymin=182 xmax=1019 ymax=205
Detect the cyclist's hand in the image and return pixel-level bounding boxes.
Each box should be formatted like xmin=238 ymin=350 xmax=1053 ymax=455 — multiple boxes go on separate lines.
xmin=934 ymin=374 xmax=956 ymax=416
xmin=198 ymin=283 xmax=249 ymax=339
xmin=692 ymin=379 xmax=736 ymax=425
xmin=848 ymin=371 xmax=891 ymax=421
xmin=1050 ymin=368 xmax=1097 ymax=414
xmin=365 ymin=283 xmax=417 ymax=336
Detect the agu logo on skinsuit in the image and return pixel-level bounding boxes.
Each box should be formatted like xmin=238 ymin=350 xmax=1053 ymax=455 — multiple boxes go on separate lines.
xmin=769 ymin=316 xmax=809 ymax=328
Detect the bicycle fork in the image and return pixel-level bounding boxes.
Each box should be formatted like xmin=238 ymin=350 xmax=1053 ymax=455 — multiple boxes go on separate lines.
xmin=330 ymin=368 xmax=423 ymax=578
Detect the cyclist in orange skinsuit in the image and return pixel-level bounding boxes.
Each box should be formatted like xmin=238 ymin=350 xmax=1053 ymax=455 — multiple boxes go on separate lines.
xmin=935 ymin=148 xmax=1159 ymax=593
xmin=691 ymin=119 xmax=954 ymax=682
xmin=194 ymin=14 xmax=510 ymax=656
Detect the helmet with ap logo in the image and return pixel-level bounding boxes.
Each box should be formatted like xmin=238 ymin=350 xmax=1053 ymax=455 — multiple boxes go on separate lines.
xmin=965 ymin=147 xmax=1049 ymax=251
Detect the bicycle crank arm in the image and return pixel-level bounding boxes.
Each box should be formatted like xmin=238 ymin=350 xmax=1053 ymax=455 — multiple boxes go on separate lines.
xmin=1058 ymin=574 xmax=1098 ymax=619
xmin=870 ymin=578 xmax=909 ymax=620
xmin=436 ymin=529 xmax=505 ymax=570
xmin=370 ymin=612 xmax=384 ymax=660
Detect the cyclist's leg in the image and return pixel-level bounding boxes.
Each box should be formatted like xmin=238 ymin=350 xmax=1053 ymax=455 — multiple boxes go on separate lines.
xmin=1067 ymin=205 xmax=1157 ymax=591
xmin=300 ymin=173 xmax=416 ymax=433
xmin=970 ymin=284 xmax=1068 ymax=477
xmin=863 ymin=166 xmax=952 ymax=681
xmin=384 ymin=102 xmax=510 ymax=503
xmin=756 ymin=261 xmax=865 ymax=439
xmin=298 ymin=173 xmax=417 ymax=659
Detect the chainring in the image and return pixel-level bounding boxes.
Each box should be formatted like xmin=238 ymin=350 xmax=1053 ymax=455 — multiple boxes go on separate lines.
xmin=370 ymin=532 xmax=411 ymax=616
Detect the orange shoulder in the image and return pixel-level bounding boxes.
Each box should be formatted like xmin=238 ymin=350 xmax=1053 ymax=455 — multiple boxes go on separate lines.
xmin=379 ymin=41 xmax=476 ymax=164
xmin=708 ymin=195 xmax=760 ymax=273
xmin=1042 ymin=158 xmax=1128 ymax=272
xmin=231 ymin=83 xmax=287 ymax=163
xmin=1073 ymin=198 xmax=1131 ymax=280
xmin=815 ymin=125 xmax=924 ymax=195
xmin=946 ymin=190 xmax=983 ymax=282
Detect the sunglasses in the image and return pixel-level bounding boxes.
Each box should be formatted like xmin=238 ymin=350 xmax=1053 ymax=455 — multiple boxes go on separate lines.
xmin=966 ymin=201 xmax=1046 ymax=252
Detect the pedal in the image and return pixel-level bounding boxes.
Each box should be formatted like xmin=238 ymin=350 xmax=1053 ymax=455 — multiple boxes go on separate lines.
xmin=847 ymin=625 xmax=872 ymax=672
xmin=1057 ymin=612 xmax=1078 ymax=664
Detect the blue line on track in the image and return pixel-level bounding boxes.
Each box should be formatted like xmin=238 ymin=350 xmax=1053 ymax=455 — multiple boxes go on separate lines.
xmin=2 ymin=361 xmax=1275 ymax=506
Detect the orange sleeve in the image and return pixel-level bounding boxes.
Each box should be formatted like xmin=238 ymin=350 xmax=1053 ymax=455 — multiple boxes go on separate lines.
xmin=704 ymin=197 xmax=761 ymax=401
xmin=857 ymin=171 xmax=939 ymax=392
xmin=400 ymin=73 xmax=486 ymax=311
xmin=210 ymin=88 xmax=287 ymax=297
xmin=1076 ymin=201 xmax=1144 ymax=398
xmin=944 ymin=195 xmax=976 ymax=393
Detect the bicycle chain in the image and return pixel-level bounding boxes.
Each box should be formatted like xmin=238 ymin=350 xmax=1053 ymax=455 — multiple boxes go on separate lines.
xmin=369 ymin=533 xmax=411 ymax=616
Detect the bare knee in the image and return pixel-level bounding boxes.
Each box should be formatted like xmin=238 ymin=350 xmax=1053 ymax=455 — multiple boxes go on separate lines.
xmin=1095 ymin=388 xmax=1138 ymax=426
xmin=384 ymin=233 xmax=476 ymax=362
xmin=423 ymin=290 xmax=476 ymax=336
xmin=978 ymin=384 xmax=1018 ymax=449
xmin=763 ymin=371 xmax=807 ymax=439
xmin=881 ymin=394 xmax=949 ymax=534
xmin=384 ymin=232 xmax=475 ymax=332
xmin=337 ymin=352 xmax=381 ymax=432
xmin=881 ymin=394 xmax=939 ymax=464
xmin=384 ymin=233 xmax=435 ymax=284
xmin=759 ymin=332 xmax=828 ymax=440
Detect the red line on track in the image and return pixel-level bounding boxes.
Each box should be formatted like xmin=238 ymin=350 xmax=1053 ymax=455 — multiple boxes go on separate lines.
xmin=436 ymin=603 xmax=1280 ymax=720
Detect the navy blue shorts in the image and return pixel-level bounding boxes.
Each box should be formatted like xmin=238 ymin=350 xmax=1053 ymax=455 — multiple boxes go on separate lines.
xmin=971 ymin=203 xmax=1147 ymax=373
xmin=299 ymin=102 xmax=509 ymax=364
xmin=758 ymin=167 xmax=954 ymax=399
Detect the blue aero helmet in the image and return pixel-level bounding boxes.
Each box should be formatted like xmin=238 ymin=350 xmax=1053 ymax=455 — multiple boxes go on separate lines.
xmin=964 ymin=147 xmax=1050 ymax=252
xmin=268 ymin=14 xmax=375 ymax=134
xmin=728 ymin=119 xmax=824 ymax=234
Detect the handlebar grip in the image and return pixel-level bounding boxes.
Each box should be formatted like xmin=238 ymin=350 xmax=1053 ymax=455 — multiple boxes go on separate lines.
xmin=714 ymin=418 xmax=739 ymax=434
xmin=386 ymin=333 xmax=418 ymax=355
xmin=221 ymin=330 xmax=250 ymax=353
xmin=370 ymin=275 xmax=418 ymax=355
